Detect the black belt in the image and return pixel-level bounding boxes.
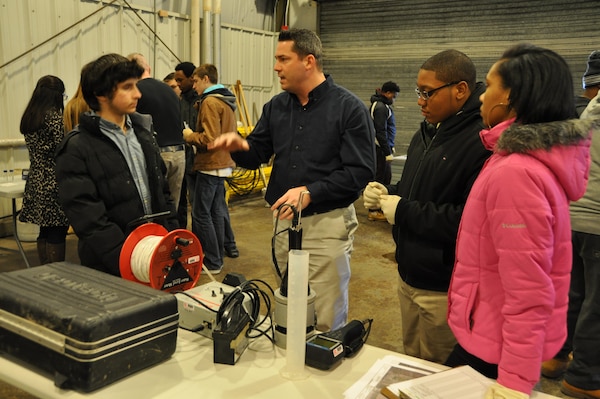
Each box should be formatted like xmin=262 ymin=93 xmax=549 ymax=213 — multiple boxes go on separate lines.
xmin=160 ymin=144 xmax=185 ymax=152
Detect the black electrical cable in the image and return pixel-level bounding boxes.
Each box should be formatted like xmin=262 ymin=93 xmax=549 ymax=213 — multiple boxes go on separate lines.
xmin=215 ymin=278 xmax=276 ymax=344
xmin=271 ymin=203 xmax=299 ymax=280
xmin=238 ymin=279 xmax=276 ymax=343
xmin=226 ymin=168 xmax=261 ymax=197
xmin=216 ymin=286 xmax=243 ymax=326
xmin=361 ymin=318 xmax=374 ymax=345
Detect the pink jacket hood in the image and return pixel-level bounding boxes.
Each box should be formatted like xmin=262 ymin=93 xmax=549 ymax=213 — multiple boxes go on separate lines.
xmin=481 ymin=117 xmax=593 ymax=202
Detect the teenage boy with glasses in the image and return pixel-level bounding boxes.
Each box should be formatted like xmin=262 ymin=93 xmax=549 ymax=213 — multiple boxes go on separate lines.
xmin=363 ymin=49 xmax=491 ymax=363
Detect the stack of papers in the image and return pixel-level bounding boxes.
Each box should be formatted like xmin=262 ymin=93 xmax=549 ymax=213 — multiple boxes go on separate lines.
xmin=380 ymin=365 xmax=492 ymax=399
xmin=343 ymin=355 xmax=440 ymax=399
xmin=344 ymin=356 xmax=558 ymax=399
xmin=343 ymin=357 xmax=491 ymax=399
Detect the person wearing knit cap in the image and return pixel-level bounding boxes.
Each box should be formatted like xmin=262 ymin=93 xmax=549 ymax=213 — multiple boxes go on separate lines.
xmin=575 ymin=50 xmax=600 ymax=116
xmin=583 ymin=50 xmax=600 ymax=89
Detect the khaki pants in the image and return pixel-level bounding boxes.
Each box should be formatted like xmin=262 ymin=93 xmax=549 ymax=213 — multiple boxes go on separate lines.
xmin=275 ymin=205 xmax=358 ymax=331
xmin=160 ymin=149 xmax=186 ymax=207
xmin=397 ymin=276 xmax=456 ymax=364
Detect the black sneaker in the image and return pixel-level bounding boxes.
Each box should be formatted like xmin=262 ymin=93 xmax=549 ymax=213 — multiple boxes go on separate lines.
xmin=224 ymin=246 xmax=240 ymax=258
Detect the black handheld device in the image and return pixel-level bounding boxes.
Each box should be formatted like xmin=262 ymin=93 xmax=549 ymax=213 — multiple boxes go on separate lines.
xmin=305 ymin=335 xmax=345 ymax=370
xmin=318 ymin=319 xmax=372 ymax=358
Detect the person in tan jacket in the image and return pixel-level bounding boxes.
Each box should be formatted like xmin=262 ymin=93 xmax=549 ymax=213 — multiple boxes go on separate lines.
xmin=182 ymin=64 xmax=237 ymax=274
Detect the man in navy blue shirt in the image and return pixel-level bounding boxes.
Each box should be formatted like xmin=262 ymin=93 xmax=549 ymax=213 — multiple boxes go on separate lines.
xmin=210 ymin=28 xmax=375 ymax=331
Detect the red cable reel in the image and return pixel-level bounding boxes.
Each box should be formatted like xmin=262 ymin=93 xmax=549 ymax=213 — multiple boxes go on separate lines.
xmin=120 ymin=223 xmax=203 ymax=292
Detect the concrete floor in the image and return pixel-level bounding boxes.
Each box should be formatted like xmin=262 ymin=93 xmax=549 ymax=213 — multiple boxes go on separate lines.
xmin=0 ymin=194 xmax=569 ymax=398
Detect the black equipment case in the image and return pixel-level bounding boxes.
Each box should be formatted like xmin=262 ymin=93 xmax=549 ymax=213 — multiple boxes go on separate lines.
xmin=0 ymin=262 xmax=178 ymax=392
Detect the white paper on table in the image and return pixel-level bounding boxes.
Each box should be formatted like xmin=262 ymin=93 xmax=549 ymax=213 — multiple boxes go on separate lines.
xmin=385 ymin=365 xmax=492 ymax=399
xmin=343 ymin=355 xmax=440 ymax=399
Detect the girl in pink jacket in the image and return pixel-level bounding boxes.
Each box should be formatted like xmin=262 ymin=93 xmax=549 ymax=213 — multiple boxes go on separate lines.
xmin=446 ymin=43 xmax=597 ymax=398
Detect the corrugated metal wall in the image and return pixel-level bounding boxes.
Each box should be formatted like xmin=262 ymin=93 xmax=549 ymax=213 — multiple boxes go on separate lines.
xmin=318 ymin=0 xmax=600 ymax=181
xmin=220 ymin=25 xmax=279 ymax=124
xmin=0 ymin=0 xmax=281 ymax=218
xmin=1 ymin=1 xmax=186 ymax=128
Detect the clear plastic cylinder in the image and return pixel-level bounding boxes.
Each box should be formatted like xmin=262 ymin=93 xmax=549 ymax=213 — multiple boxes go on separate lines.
xmin=280 ymin=249 xmax=310 ymax=380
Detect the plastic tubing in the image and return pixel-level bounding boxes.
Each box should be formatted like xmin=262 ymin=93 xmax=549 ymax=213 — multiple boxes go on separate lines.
xmin=281 ymin=249 xmax=310 ymax=380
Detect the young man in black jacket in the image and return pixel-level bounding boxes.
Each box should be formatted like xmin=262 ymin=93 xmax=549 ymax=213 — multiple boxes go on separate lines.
xmin=56 ymin=53 xmax=178 ymax=276
xmin=364 ymin=50 xmax=491 ymax=363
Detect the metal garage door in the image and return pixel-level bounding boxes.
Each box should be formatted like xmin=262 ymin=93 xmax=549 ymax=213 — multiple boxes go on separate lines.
xmin=318 ymin=0 xmax=600 ymax=181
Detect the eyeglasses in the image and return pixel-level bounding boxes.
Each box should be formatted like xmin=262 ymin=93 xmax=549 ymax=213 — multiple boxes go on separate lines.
xmin=415 ymin=81 xmax=461 ymax=100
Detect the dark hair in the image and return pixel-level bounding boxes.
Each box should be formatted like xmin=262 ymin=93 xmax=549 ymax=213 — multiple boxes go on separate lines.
xmin=20 ymin=75 xmax=65 ymax=134
xmin=194 ymin=64 xmax=219 ymax=84
xmin=175 ymin=62 xmax=196 ymax=78
xmin=381 ymin=81 xmax=400 ymax=93
xmin=278 ymin=28 xmax=323 ymax=70
xmin=163 ymin=72 xmax=176 ymax=82
xmin=496 ymin=43 xmax=577 ymax=124
xmin=421 ymin=49 xmax=477 ymax=91
xmin=80 ymin=53 xmax=143 ymax=111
